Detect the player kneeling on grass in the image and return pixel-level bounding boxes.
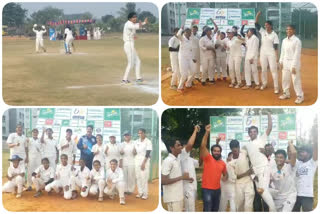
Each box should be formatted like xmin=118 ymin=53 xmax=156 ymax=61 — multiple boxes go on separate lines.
xmin=70 ymin=159 xmax=91 ymax=199
xmin=104 ymin=159 xmax=126 ymax=205
xmin=89 ymin=160 xmax=105 ymax=202
xmin=45 ymin=154 xmax=73 ymax=199
xmin=2 ymin=155 xmax=25 ymax=198
xmin=32 ymin=158 xmax=54 ymax=198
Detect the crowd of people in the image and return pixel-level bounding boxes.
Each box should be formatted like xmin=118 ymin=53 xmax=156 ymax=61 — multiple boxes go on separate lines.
xmin=2 ymin=124 xmax=153 ymax=205
xmin=162 ymin=112 xmax=317 ymax=212
xmin=168 ymin=11 xmax=304 ymax=104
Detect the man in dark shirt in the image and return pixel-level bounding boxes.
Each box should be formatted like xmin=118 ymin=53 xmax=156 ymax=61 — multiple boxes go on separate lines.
xmin=77 ymin=125 xmax=96 ymax=169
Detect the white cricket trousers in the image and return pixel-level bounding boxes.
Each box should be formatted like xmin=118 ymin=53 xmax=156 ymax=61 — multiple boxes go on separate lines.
xmin=123 ymin=41 xmax=141 ymax=81
xmin=170 ymin=52 xmax=180 ymax=86
xmin=235 ymin=181 xmax=255 ymax=211
xmin=282 ymin=59 xmax=304 ymax=97
xmin=178 ymin=57 xmax=196 ymax=89
xmin=229 ymin=56 xmax=242 ymax=85
xmin=135 ymin=158 xmax=150 ymax=197
xmin=216 ymin=56 xmax=227 ymax=78
xmin=65 ymin=37 xmax=74 ymax=53
xmin=2 ymin=176 xmax=24 ymax=194
xmin=89 ymin=179 xmax=105 ymax=197
xmin=104 ymin=181 xmax=125 ymax=199
xmin=45 ymin=180 xmax=72 ymax=199
xmin=27 ymin=154 xmax=41 ymax=187
xmin=123 ymin=165 xmax=136 ymax=193
xmin=219 ymin=182 xmax=236 ymax=212
xmin=260 ymin=53 xmax=279 ymax=89
xmin=184 ymin=189 xmax=196 ymax=212
xmin=32 ymin=177 xmax=47 ymax=192
xmin=35 ymin=38 xmax=44 ymax=52
xmin=193 ymin=60 xmax=201 ymax=79
xmin=274 ymin=192 xmax=297 ymax=212
xmin=201 ymin=57 xmax=215 ymax=82
xmin=70 ymin=176 xmax=90 ymax=197
xmin=166 ymin=200 xmax=183 ymax=212
xmin=245 ymin=58 xmax=259 ymax=86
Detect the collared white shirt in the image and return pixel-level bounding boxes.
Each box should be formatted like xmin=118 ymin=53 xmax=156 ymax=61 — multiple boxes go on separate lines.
xmin=199 ymin=35 xmax=215 ymax=58
xmin=34 ymin=165 xmax=55 ymax=182
xmin=56 ymin=164 xmax=72 ymax=185
xmin=180 ymin=148 xmax=198 ymax=191
xmin=28 ymin=137 xmax=41 ymax=156
xmin=245 ymin=34 xmax=259 ymax=60
xmin=121 ymin=141 xmax=136 ymax=166
xmin=230 ymin=149 xmax=252 ymax=184
xmin=279 ymin=35 xmax=302 ymax=69
xmin=106 ymin=167 xmax=124 ymax=184
xmin=162 ymin=153 xmax=183 ymax=203
xmin=92 ymin=143 xmax=106 ymax=165
xmin=229 ymin=36 xmax=243 ymax=57
xmin=168 ymin=36 xmax=180 ymax=49
xmin=177 ymin=28 xmax=194 ymax=59
xmin=105 ymin=142 xmax=122 ymax=164
xmin=8 ymin=164 xmax=25 ymax=177
xmin=295 ymin=159 xmax=318 ymax=197
xmin=259 ymin=27 xmax=279 ymax=55
xmin=42 ymin=138 xmax=58 ymax=157
xmin=58 ymin=138 xmax=77 ymax=160
xmin=123 ymin=20 xmax=145 ymax=43
xmin=134 ymin=137 xmax=152 ymax=161
xmin=7 ymin=133 xmax=27 ymax=158
xmin=191 ymin=33 xmax=200 ymax=60
xmin=215 ymin=37 xmax=228 ymax=58
xmin=74 ymin=166 xmax=91 ymax=186
xmin=90 ymin=167 xmax=105 ymax=183
xmin=244 ymin=133 xmax=269 ymax=170
xmin=33 ymin=28 xmax=46 ymax=39
xmin=64 ymin=28 xmax=73 ymax=39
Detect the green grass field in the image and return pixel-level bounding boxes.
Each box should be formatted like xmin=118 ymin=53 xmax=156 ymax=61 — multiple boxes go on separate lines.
xmin=3 ymin=33 xmax=159 ymax=106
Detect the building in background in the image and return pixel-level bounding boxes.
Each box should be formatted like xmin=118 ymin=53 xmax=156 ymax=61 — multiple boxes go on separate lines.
xmin=2 ymin=109 xmax=25 ymax=140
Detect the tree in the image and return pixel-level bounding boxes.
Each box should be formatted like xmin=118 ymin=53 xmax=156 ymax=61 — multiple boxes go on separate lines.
xmin=3 ymin=3 xmax=27 ymax=27
xmin=30 ymin=6 xmax=64 ymax=25
xmin=118 ymin=3 xmax=140 ymax=21
xmin=138 ymin=11 xmax=157 ymax=24
xmin=101 ymin=14 xmax=114 ymax=24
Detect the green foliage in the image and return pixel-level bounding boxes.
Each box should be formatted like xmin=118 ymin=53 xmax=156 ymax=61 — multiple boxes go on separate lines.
xmin=30 ymin=6 xmax=64 ymax=25
xmin=3 ymin=3 xmax=27 ymax=27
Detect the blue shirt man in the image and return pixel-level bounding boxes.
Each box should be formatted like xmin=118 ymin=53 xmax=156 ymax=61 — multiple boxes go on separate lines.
xmin=77 ymin=125 xmax=96 ymax=169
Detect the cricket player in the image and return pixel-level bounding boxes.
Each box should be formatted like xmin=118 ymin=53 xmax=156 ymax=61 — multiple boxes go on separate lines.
xmin=58 ymin=129 xmax=77 ymax=165
xmin=104 ymin=135 xmax=122 ymax=170
xmin=92 ymin=134 xmax=106 ymax=169
xmin=70 ymin=159 xmax=91 ymax=198
xmin=104 ymin=159 xmax=126 ymax=205
xmin=64 ymin=25 xmax=74 ymax=54
xmin=40 ymin=128 xmax=59 ymax=170
xmin=255 ymin=11 xmax=280 ymax=93
xmin=242 ymin=112 xmax=276 ymax=211
xmin=86 ymin=28 xmax=91 ymax=40
xmin=134 ymin=128 xmax=152 ymax=199
xmin=2 ymin=155 xmax=25 ymax=198
xmin=122 ymin=12 xmax=148 ymax=84
xmin=32 ymin=24 xmax=46 ymax=53
xmin=191 ymin=25 xmax=201 ymax=82
xmin=32 ymin=157 xmax=54 ymax=198
xmin=228 ymin=32 xmax=245 ymax=88
xmin=168 ymin=28 xmax=181 ymax=90
xmin=269 ymin=141 xmax=297 ymax=211
xmin=77 ymin=125 xmax=96 ymax=170
xmin=199 ymin=27 xmax=216 ymax=85
xmin=215 ymin=31 xmax=228 ymax=81
xmin=89 ymin=160 xmax=106 ymax=201
xmin=120 ymin=132 xmax=136 ymax=194
xmin=279 ymin=25 xmax=304 ymax=104
xmin=241 ymin=26 xmax=260 ymax=89
xmin=26 ymin=128 xmax=41 ymax=191
xmin=45 ymin=154 xmax=73 ymax=199
xmin=176 ymin=27 xmax=197 ymax=92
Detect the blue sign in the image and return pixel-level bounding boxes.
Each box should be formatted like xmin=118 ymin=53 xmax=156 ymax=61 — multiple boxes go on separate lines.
xmin=49 ymin=28 xmax=56 ymax=41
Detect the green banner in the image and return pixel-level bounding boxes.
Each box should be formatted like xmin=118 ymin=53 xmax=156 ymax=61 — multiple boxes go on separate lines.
xmin=39 ymin=108 xmax=55 ymax=119
xmin=278 ymin=114 xmax=296 ymax=131
xmin=228 ymin=20 xmax=234 ymax=25
xmin=61 ymin=120 xmax=70 ymax=126
xmin=187 ymin=8 xmax=201 ymax=19
xmin=242 ymin=8 xmax=255 ymax=20
xmin=104 ymin=109 xmax=121 ymax=120
xmin=235 ymin=133 xmax=243 ymax=141
xmin=210 ymin=116 xmax=226 ymax=133
xmin=86 ymin=120 xmax=95 ymax=127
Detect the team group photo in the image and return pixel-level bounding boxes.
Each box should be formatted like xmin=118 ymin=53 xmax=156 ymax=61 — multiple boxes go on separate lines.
xmin=161 ymin=108 xmax=318 ymax=212
xmin=2 ymin=2 xmax=159 ymax=106
xmin=161 ymin=2 xmax=317 ymax=106
xmin=2 ymin=108 xmax=159 ymax=212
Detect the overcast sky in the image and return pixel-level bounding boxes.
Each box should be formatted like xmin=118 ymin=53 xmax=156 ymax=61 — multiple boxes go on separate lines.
xmin=18 ymin=2 xmax=158 ymax=19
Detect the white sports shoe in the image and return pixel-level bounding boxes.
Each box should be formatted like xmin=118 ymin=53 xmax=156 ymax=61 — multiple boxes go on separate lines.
xmin=260 ymin=85 xmax=267 ymax=90
xmin=234 ymin=84 xmax=240 ymax=89
xmin=279 ymin=93 xmax=290 ymax=100
xmin=274 ymin=89 xmax=279 ymax=94
xmin=120 ymin=198 xmax=126 ymax=205
xmin=295 ymin=96 xmax=304 ymax=104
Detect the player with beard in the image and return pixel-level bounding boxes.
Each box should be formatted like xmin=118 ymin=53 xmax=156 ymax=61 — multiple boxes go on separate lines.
xmin=200 ymin=124 xmax=228 ymax=212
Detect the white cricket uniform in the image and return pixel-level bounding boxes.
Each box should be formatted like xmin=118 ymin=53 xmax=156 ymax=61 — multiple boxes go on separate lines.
xmin=259 ymin=27 xmax=279 ymax=89
xmin=168 ymin=36 xmax=181 ymax=86
xmin=92 ymin=144 xmax=106 ymax=168
xmin=121 ymin=140 xmax=136 ymax=193
xmin=33 ymin=28 xmax=46 ymax=52
xmin=87 ymin=30 xmax=91 ymax=40
xmin=177 ymin=28 xmax=196 ymax=89
xmin=219 ymin=163 xmax=236 ymax=212
xmin=32 ymin=165 xmax=55 ymax=192
xmin=244 ymin=133 xmax=276 ymax=211
xmin=215 ymin=37 xmax=228 ymax=78
xmin=295 ymin=159 xmax=318 ymax=197
xmin=191 ymin=33 xmax=201 ymax=79
xmin=134 ymin=137 xmax=152 ymax=198
xmin=41 ymin=138 xmax=58 ymax=170
xmin=232 ymin=150 xmax=255 ymax=211
xmin=228 ymin=36 xmax=243 ymax=85
xmin=2 ymin=164 xmax=25 ymax=194
xmin=104 ymin=143 xmax=122 ymax=169
xmin=64 ymin=28 xmax=74 ymax=53
xmin=270 ymin=163 xmax=297 ymax=211
xmin=180 ymin=148 xmax=199 ymax=212
xmin=244 ymin=34 xmax=260 ymax=86
xmin=89 ymin=167 xmax=105 ymax=197
xmin=45 ymin=164 xmax=73 ymax=199
xmin=70 ymin=166 xmax=91 ymax=197
xmin=162 ymin=153 xmax=184 ymax=212
xmin=279 ymin=35 xmax=304 ymax=97
xmin=104 ymin=167 xmax=125 ymax=200
xmin=27 ymin=137 xmax=42 ymax=187
xmin=58 ymin=138 xmax=77 ymax=165
xmin=199 ymin=34 xmax=215 ymax=82
xmin=6 ymin=133 xmax=27 ymax=168
xmin=122 ymin=20 xmax=145 ymax=81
